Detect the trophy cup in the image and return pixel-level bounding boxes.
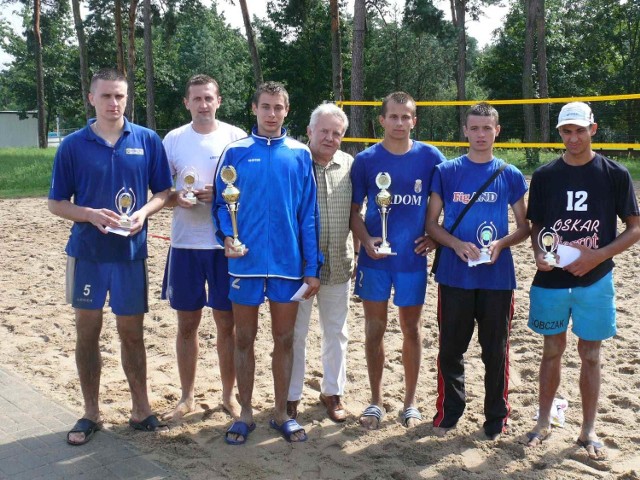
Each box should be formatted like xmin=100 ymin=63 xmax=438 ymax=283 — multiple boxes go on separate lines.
xmin=219 ymin=165 xmax=245 ymax=252
xmin=470 ymin=221 xmax=497 ymax=266
xmin=374 ymin=172 xmax=396 ymax=256
xmin=115 ymin=187 xmax=136 ymax=230
xmin=538 ymin=228 xmax=559 ymax=267
xmin=181 ymin=166 xmax=199 ymax=205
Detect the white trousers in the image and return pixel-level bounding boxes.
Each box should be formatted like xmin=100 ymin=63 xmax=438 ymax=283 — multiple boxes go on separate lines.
xmin=288 ymin=280 xmax=350 ymax=400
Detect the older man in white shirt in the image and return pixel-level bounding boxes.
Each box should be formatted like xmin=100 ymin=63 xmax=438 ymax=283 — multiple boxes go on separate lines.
xmin=287 ymin=103 xmax=356 ymax=423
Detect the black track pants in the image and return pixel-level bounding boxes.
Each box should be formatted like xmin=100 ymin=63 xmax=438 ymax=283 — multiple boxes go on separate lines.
xmin=432 ymin=284 xmax=514 ymax=436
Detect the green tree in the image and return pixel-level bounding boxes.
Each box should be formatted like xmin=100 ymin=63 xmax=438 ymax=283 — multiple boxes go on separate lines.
xmin=151 ymin=1 xmax=253 ymax=133
xmin=478 ymin=0 xmax=639 ymax=144
xmin=0 ymin=1 xmax=85 ymax=132
xmin=257 ymin=0 xmax=343 ymax=135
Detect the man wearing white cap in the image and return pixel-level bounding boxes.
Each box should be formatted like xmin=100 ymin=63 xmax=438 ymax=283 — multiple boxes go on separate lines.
xmin=525 ymin=102 xmax=640 ymax=460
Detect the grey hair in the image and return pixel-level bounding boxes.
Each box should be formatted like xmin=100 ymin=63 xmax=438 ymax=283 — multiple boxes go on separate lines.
xmin=308 ymin=103 xmax=349 ymax=134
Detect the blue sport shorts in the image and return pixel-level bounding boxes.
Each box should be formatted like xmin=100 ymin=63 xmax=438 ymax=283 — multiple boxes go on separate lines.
xmin=528 ymin=271 xmax=616 ymax=341
xmin=161 ymin=248 xmax=231 ymax=312
xmin=229 ymin=276 xmax=303 ymax=306
xmin=354 ymin=265 xmax=426 ymax=307
xmin=66 ymin=257 xmax=148 ymax=316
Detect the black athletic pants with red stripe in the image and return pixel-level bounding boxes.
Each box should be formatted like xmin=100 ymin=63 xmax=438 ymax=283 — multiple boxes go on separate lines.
xmin=432 ymin=284 xmax=514 ymax=437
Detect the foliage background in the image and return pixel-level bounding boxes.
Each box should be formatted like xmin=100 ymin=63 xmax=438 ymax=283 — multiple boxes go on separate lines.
xmin=0 ymin=0 xmax=638 ymax=145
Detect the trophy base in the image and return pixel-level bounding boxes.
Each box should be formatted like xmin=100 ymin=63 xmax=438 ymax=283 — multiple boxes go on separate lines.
xmin=231 ymin=242 xmax=246 ymax=253
xmin=468 ymin=251 xmax=491 ymax=267
xmin=375 ymin=246 xmax=397 ymax=256
xmin=185 ymin=194 xmax=197 ymax=205
xmin=119 ymin=216 xmax=132 ymax=230
xmin=544 ymin=254 xmax=559 ymax=268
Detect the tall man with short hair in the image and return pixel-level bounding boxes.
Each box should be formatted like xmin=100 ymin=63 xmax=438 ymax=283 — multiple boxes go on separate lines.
xmin=350 ymin=91 xmax=445 ymax=430
xmin=213 ymin=81 xmax=321 ymax=444
xmin=426 ymin=102 xmax=530 ymax=440
xmin=287 ymin=103 xmax=355 ymax=423
xmin=161 ymin=74 xmax=246 ymax=421
xmin=525 ymin=102 xmax=640 ymax=459
xmin=48 ymin=68 xmax=172 ymax=445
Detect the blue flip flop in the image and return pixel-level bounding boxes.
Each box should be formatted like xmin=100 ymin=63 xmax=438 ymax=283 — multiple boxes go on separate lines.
xmin=577 ymin=438 xmax=606 ymax=460
xmin=225 ymin=421 xmax=256 ymax=445
xmin=269 ymin=419 xmax=307 ymax=443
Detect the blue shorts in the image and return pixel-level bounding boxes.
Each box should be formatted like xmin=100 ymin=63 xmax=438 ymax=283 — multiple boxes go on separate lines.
xmin=229 ymin=277 xmax=303 ymax=306
xmin=354 ymin=265 xmax=426 ymax=307
xmin=161 ymin=248 xmax=231 ymax=312
xmin=528 ymin=271 xmax=616 ymax=341
xmin=66 ymin=257 xmax=148 ymax=316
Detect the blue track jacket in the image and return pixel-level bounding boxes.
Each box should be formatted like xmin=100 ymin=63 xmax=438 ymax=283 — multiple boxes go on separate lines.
xmin=213 ymin=127 xmax=322 ymax=280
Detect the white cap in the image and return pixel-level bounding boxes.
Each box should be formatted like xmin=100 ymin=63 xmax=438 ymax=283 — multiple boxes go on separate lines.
xmin=556 ymin=102 xmax=594 ymax=128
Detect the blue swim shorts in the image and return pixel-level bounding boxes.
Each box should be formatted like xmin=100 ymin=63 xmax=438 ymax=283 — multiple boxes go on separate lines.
xmin=528 ymin=271 xmax=616 ymax=341
xmin=229 ymin=276 xmax=304 ymax=306
xmin=354 ymin=265 xmax=426 ymax=307
xmin=161 ymin=247 xmax=231 ymax=312
xmin=66 ymin=256 xmax=148 ymax=316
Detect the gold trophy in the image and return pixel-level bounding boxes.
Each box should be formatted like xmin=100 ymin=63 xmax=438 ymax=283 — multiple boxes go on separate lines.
xmin=374 ymin=172 xmax=396 ymax=256
xmin=538 ymin=228 xmax=559 ymax=267
xmin=220 ymin=165 xmax=245 ymax=252
xmin=181 ymin=166 xmax=199 ymax=205
xmin=115 ymin=187 xmax=136 ymax=230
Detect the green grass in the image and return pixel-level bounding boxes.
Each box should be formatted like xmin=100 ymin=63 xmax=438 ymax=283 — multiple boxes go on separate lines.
xmin=0 ymin=146 xmax=638 ymax=199
xmin=440 ymin=147 xmax=640 ymax=177
xmin=0 ymin=148 xmax=56 ymax=198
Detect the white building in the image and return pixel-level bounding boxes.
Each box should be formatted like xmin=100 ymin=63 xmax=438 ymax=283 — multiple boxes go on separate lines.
xmin=0 ymin=111 xmax=38 ymax=147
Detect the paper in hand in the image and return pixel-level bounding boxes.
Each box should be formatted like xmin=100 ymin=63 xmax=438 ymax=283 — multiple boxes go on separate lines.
xmin=556 ymin=244 xmax=580 ymax=268
xmin=290 ymin=283 xmax=309 ymax=302
xmin=105 ymin=226 xmax=131 ymax=237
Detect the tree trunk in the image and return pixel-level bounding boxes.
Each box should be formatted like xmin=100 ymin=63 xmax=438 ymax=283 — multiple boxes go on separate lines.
xmin=34 ymin=0 xmax=47 ymax=148
xmin=348 ymin=0 xmax=366 ymax=156
xmin=143 ymin=0 xmax=155 ymax=129
xmin=451 ymin=0 xmax=466 ymax=143
xmin=72 ymin=0 xmax=91 ymax=121
xmin=239 ymin=0 xmax=263 ymax=87
xmin=522 ymin=0 xmax=538 ymax=165
xmin=536 ymin=0 xmax=550 ymax=142
xmin=125 ymin=0 xmax=139 ymax=120
xmin=330 ymin=0 xmax=343 ymax=101
xmin=115 ymin=0 xmax=126 ymax=74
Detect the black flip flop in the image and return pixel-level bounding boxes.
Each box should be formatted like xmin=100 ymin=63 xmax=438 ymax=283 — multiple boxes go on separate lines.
xmin=128 ymin=414 xmax=169 ymax=432
xmin=67 ymin=418 xmax=101 ymax=446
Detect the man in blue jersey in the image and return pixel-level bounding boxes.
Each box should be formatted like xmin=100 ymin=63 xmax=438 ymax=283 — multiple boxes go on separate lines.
xmin=426 ymin=102 xmax=529 ymax=440
xmin=525 ymin=102 xmax=640 ymax=459
xmin=48 ymin=68 xmax=172 ymax=445
xmin=213 ymin=81 xmax=321 ymax=444
xmin=350 ymin=91 xmax=445 ymax=430
xmin=161 ymin=75 xmax=246 ymax=422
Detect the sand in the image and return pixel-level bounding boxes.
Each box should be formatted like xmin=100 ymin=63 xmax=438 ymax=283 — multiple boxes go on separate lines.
xmin=1 ymin=194 xmax=639 ymax=480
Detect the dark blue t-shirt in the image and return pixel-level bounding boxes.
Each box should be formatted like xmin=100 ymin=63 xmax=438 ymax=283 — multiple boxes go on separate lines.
xmin=431 ymin=156 xmax=528 ymax=290
xmin=49 ymin=118 xmax=172 ymax=262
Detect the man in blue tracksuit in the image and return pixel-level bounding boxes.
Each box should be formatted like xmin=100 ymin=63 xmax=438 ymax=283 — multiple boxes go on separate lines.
xmin=213 ymin=81 xmax=321 ymax=444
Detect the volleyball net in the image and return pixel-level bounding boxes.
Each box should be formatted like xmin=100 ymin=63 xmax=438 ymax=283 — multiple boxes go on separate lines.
xmin=336 ymin=93 xmax=640 ymax=151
